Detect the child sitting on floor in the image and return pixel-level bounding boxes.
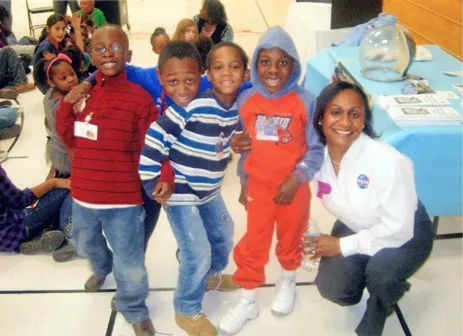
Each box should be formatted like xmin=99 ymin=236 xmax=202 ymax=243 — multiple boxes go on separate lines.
xmin=172 ymin=18 xmax=198 ymax=42
xmin=77 ymin=0 xmax=106 ymax=28
xmin=150 ymin=27 xmax=170 ymax=55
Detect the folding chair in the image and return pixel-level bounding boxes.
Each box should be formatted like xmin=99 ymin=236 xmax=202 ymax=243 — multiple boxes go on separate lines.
xmin=25 ymin=0 xmax=55 ymax=38
xmin=0 ymin=100 xmax=24 ymax=163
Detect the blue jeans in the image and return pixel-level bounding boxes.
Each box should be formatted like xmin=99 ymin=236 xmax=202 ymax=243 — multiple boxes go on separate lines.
xmin=23 ymin=188 xmax=69 ymax=240
xmin=164 ymin=195 xmax=234 ymax=316
xmin=71 ymin=201 xmax=149 ymax=323
xmin=0 ymin=106 xmax=18 ymax=129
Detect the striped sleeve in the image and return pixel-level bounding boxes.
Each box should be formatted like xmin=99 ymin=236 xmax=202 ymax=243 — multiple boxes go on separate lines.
xmin=139 ymin=104 xmax=190 ymax=196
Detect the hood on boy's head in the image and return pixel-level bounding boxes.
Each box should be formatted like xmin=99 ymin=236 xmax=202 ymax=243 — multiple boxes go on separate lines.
xmin=251 ymin=26 xmax=301 ymax=98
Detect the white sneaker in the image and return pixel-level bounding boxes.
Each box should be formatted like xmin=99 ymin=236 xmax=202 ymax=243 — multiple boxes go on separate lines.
xmin=271 ymin=269 xmax=297 ymax=317
xmin=218 ymin=292 xmax=259 ymax=335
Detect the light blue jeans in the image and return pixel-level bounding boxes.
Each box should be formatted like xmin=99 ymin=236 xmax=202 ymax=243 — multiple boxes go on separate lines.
xmin=164 ymin=195 xmax=234 ymax=316
xmin=0 ymin=106 xmax=17 ymax=129
xmin=71 ymin=201 xmax=149 ymax=324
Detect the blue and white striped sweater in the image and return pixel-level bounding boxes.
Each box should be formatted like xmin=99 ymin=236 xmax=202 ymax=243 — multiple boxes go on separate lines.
xmin=139 ymin=93 xmax=239 ymax=205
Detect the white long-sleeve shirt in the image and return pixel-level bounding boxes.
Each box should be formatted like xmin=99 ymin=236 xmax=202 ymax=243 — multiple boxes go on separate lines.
xmin=313 ymin=133 xmax=418 ymax=257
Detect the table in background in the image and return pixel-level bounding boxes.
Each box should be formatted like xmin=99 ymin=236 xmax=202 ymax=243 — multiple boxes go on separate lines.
xmin=304 ymin=45 xmax=463 ymax=232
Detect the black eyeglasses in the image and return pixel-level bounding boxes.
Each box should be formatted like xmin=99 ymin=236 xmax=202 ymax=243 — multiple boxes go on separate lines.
xmin=92 ymin=44 xmax=124 ymax=55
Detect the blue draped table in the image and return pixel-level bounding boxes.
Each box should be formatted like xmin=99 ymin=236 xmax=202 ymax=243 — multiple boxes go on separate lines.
xmin=304 ymin=45 xmax=463 ymax=217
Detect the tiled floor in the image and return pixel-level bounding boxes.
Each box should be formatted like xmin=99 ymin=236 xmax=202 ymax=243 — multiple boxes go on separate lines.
xmin=1 ymin=1 xmax=462 ymax=335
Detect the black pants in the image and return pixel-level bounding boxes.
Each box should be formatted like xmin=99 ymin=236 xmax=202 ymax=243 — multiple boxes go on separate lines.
xmin=53 ymin=0 xmax=80 ymax=15
xmin=315 ymin=201 xmax=434 ymax=335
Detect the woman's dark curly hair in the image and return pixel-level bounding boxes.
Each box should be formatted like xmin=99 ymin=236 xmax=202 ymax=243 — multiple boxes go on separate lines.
xmin=313 ymin=81 xmax=378 ymax=145
xmin=202 ymin=0 xmax=227 ymax=25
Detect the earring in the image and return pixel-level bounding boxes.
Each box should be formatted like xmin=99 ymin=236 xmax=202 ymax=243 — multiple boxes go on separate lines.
xmin=318 ymin=121 xmax=322 ymax=125
xmin=362 ymin=125 xmax=365 ymax=129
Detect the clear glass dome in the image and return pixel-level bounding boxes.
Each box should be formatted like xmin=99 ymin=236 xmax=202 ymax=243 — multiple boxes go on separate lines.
xmin=359 ymin=25 xmax=416 ymax=82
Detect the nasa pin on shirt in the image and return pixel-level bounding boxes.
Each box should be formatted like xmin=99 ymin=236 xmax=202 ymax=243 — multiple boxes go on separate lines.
xmin=313 ymin=133 xmax=417 ymax=257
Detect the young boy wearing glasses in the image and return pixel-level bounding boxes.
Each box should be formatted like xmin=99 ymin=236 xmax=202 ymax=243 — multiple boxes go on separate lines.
xmin=56 ymin=25 xmax=173 ymax=336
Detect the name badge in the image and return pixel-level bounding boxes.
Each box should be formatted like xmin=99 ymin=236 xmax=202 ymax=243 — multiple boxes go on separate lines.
xmin=256 ymin=125 xmax=279 ymax=141
xmin=74 ymin=121 xmax=98 ymax=140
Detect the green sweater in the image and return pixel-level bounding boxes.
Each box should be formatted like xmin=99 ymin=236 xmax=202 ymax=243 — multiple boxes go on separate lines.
xmin=78 ymin=8 xmax=107 ymax=27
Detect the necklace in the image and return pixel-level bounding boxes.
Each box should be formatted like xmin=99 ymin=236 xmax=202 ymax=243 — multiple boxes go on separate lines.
xmin=330 ymin=158 xmax=341 ymax=166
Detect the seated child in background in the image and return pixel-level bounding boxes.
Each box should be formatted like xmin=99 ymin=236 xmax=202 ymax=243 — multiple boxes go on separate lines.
xmin=218 ymin=26 xmax=324 ymax=335
xmin=56 ymin=24 xmax=172 ymax=335
xmin=69 ymin=23 xmax=90 ymax=53
xmin=81 ymin=13 xmax=95 ymax=37
xmin=78 ymin=0 xmax=106 ymax=28
xmin=193 ymin=0 xmax=234 ymax=44
xmin=150 ymin=27 xmax=170 ymax=55
xmin=139 ymin=41 xmax=249 ymax=336
xmin=35 ymin=54 xmax=79 ymax=262
xmin=34 ymin=14 xmax=70 ymax=65
xmin=34 ymin=13 xmax=85 ymax=93
xmin=0 ymin=164 xmax=70 ymax=257
xmin=62 ymin=44 xmax=90 ymax=82
xmin=172 ymin=18 xmax=198 ymax=42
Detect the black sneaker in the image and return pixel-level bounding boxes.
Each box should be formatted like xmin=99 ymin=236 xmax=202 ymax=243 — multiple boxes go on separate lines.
xmin=0 ymin=99 xmax=13 ymax=107
xmin=19 ymin=230 xmax=65 ymax=255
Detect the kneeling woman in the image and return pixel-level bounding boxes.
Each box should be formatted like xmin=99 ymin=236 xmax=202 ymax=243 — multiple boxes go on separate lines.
xmin=305 ymin=81 xmax=434 ymax=336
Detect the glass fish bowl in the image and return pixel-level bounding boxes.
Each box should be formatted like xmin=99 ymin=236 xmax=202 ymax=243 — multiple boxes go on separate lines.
xmin=359 ymin=25 xmax=416 ymax=82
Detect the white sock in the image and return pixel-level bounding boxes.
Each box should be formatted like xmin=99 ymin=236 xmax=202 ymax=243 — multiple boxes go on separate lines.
xmin=242 ymin=288 xmax=257 ymax=301
xmin=281 ymin=269 xmax=297 ymax=281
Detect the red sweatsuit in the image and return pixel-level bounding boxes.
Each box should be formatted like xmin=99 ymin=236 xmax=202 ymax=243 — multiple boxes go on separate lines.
xmin=233 ymin=33 xmax=323 ymax=289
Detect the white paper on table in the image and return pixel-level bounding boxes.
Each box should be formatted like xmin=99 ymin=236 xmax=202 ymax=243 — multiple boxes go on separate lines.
xmin=379 ymin=94 xmax=451 ymax=109
xmin=443 ymin=71 xmax=463 ymax=77
xmin=387 ymin=106 xmax=462 ymax=126
xmin=452 ymin=84 xmax=463 ymax=96
xmin=436 ymin=91 xmax=460 ymax=100
xmin=415 ymin=46 xmax=433 ymax=61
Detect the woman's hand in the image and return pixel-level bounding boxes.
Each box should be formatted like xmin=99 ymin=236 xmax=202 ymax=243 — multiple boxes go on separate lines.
xmin=303 ymin=234 xmax=342 ymax=259
xmin=52 ymin=178 xmax=71 ymax=190
xmin=231 ymin=132 xmax=252 ymax=153
xmin=274 ymin=175 xmax=300 ymax=205
xmin=152 ymin=182 xmax=173 ymax=206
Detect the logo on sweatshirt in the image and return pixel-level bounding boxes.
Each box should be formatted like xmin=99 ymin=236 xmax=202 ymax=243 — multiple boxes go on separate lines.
xmin=255 ymin=114 xmax=293 ymax=144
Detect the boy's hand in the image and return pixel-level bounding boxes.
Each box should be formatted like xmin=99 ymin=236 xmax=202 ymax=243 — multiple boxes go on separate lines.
xmin=70 ymin=12 xmax=81 ymax=28
xmin=152 ymin=182 xmax=173 ymax=206
xmin=239 ymin=185 xmax=248 ymax=209
xmin=273 ymin=175 xmax=300 ymax=205
xmin=231 ymin=132 xmax=252 ymax=153
xmin=52 ymin=178 xmax=71 ymax=190
xmin=64 ymin=83 xmax=90 ymax=104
